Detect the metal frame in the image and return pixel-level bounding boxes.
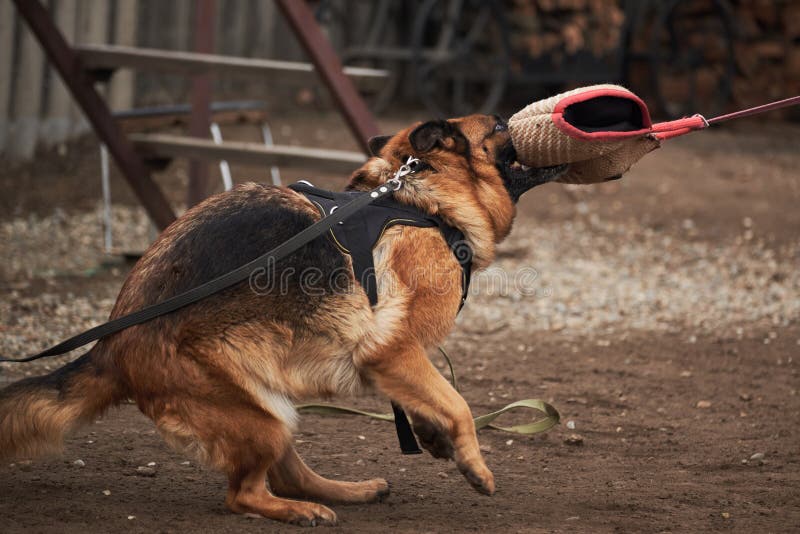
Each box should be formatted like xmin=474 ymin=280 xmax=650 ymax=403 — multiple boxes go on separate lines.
xmin=12 ymin=0 xmax=381 ymax=229
xmin=277 ymin=0 xmax=381 ymax=152
xmin=12 ymin=0 xmax=177 ymax=230
xmin=187 ymin=0 xmax=215 ymax=207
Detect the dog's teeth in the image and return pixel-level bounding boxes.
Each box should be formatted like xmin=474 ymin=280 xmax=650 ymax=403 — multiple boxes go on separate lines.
xmin=520 ymin=164 xmax=530 ymax=171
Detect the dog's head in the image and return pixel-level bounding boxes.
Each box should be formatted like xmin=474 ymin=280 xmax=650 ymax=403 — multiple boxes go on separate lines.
xmin=347 ymin=115 xmax=565 ymax=267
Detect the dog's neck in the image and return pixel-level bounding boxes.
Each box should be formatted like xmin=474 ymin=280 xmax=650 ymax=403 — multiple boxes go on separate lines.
xmin=346 ymin=158 xmax=514 ymax=269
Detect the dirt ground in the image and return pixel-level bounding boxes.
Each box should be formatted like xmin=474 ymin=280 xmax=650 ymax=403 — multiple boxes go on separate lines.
xmin=1 ymin=111 xmax=799 ymax=533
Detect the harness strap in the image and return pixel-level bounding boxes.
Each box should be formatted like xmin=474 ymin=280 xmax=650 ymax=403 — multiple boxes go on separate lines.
xmin=289 ymin=182 xmax=473 ymax=309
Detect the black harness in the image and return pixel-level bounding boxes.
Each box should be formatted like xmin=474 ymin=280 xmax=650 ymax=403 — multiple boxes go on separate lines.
xmin=289 ymin=181 xmax=473 ymax=308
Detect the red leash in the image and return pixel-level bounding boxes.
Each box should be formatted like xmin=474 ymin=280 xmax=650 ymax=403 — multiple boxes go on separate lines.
xmin=652 ymin=95 xmax=800 ymax=140
xmin=707 ymin=95 xmax=800 ymax=124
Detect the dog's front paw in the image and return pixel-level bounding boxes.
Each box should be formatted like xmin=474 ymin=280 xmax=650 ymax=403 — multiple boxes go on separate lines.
xmin=412 ymin=418 xmax=454 ymax=460
xmin=457 ymin=459 xmax=495 ymax=496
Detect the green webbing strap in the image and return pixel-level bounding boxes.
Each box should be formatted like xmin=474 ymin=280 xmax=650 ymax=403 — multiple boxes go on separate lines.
xmin=472 ymin=399 xmax=560 ymax=433
xmin=296 ymin=346 xmax=560 ymax=436
xmin=295 ymin=398 xmax=560 ymax=435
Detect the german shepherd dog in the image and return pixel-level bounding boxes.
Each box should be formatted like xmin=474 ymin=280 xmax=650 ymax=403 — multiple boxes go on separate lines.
xmin=0 ymin=115 xmax=564 ymax=526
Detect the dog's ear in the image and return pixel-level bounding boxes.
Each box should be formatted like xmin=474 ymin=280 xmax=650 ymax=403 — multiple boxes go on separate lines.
xmin=409 ymin=120 xmax=469 ymax=154
xmin=409 ymin=121 xmax=449 ymax=152
xmin=367 ymin=135 xmax=392 ymax=156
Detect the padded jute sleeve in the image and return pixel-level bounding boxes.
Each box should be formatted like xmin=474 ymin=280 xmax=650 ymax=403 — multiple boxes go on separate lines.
xmin=508 ymin=84 xmax=661 ymax=184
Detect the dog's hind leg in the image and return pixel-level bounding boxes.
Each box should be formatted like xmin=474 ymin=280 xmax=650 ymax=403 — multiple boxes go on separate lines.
xmin=268 ymin=445 xmax=389 ymax=504
xmin=226 ymin=460 xmax=338 ymax=526
xmin=153 ymin=397 xmax=337 ymax=526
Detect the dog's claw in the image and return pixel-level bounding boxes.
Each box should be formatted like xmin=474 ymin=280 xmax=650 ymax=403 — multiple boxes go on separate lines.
xmin=458 ymin=462 xmax=495 ymax=496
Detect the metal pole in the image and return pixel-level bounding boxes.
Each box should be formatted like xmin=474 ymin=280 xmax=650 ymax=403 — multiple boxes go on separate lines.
xmin=187 ymin=0 xmax=215 ymax=207
xmin=276 ymin=0 xmax=380 ymax=153
xmin=100 ymin=144 xmax=113 ymax=253
xmin=261 ymin=123 xmax=282 ymax=186
xmin=209 ymin=122 xmax=233 ymax=191
xmin=11 ymin=0 xmax=176 ymax=230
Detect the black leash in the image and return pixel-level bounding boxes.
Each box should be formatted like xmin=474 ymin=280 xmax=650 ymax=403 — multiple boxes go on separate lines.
xmin=0 ymin=157 xmax=425 ymax=454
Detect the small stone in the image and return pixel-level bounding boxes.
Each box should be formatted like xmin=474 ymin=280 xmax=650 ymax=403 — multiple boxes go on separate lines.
xmin=357 ymin=435 xmax=366 ymax=440
xmin=355 ymin=459 xmax=365 ymax=466
xmin=680 ymin=370 xmax=692 ymax=377
xmin=566 ymin=420 xmax=576 ymax=430
xmin=399 ymin=468 xmax=406 ymax=473
xmin=721 ymin=512 xmax=730 ymax=519
xmin=437 ymin=471 xmax=449 ymax=478
xmin=696 ymin=400 xmax=712 ymax=409
xmin=564 ymin=434 xmax=584 ymax=446
xmin=739 ymin=393 xmax=752 ymax=402
xmin=688 ymin=335 xmax=697 ymax=344
xmin=135 ymin=466 xmax=156 ymax=477
xmin=566 ymin=397 xmax=588 ymax=405
xmin=127 ymin=516 xmax=135 ymax=520
xmin=180 ymin=461 xmax=191 ymax=466
xmin=102 ymin=490 xmax=111 ymax=496
xmin=479 ymin=444 xmax=493 ymax=454
xmin=505 ymin=439 xmax=514 ymax=446
xmin=73 ymin=459 xmax=86 ymax=467
xmin=146 ymin=462 xmax=156 ymax=467
xmin=615 ymin=426 xmax=623 ymax=433
xmin=566 ymin=516 xmax=580 ymax=521
xmin=749 ymin=452 xmax=765 ymax=464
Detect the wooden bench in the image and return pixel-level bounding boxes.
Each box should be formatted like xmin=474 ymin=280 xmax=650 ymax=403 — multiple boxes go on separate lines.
xmin=130 ymin=133 xmax=366 ymax=175
xmin=76 ymin=44 xmax=389 ymax=91
xmin=113 ymin=100 xmax=269 ymax=131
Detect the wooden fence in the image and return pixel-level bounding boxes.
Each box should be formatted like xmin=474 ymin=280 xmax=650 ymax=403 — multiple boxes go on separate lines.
xmin=0 ymin=0 xmax=304 ymax=161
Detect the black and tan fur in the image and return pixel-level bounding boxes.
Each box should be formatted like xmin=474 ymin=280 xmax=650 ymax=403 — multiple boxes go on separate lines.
xmin=0 ymin=115 xmax=564 ymax=526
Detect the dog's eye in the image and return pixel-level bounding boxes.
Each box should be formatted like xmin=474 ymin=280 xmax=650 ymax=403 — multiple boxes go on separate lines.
xmin=494 ymin=122 xmax=507 ymax=132
xmin=411 ymin=161 xmax=433 ymax=173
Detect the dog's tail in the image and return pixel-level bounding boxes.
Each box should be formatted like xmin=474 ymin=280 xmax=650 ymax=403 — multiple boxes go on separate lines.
xmin=0 ymin=346 xmax=124 ymax=460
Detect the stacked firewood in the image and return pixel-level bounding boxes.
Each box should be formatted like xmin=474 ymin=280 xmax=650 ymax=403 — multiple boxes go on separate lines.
xmin=733 ymin=0 xmax=800 ymax=114
xmin=509 ymin=0 xmax=625 ymax=63
xmin=507 ymin=0 xmax=798 ymax=117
